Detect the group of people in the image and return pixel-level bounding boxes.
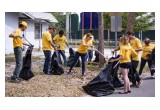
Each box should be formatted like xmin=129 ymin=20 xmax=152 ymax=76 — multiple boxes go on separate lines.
xmin=9 ymin=21 xmax=95 ymax=83
xmin=9 ymin=21 xmax=155 ymax=96
xmin=111 ymin=31 xmax=155 ymax=94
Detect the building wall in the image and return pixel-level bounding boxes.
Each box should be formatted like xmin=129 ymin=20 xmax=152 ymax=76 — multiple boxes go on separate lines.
xmin=24 ymin=21 xmax=48 ymax=49
xmin=5 ymin=15 xmax=49 ymax=54
xmin=5 ymin=12 xmax=19 ymax=54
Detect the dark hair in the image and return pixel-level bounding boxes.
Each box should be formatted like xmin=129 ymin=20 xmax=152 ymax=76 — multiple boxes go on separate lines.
xmin=118 ymin=34 xmax=123 ymax=38
xmin=59 ymin=30 xmax=64 ymax=35
xmin=19 ymin=24 xmax=24 ymax=28
xmin=48 ymin=26 xmax=56 ymax=30
xmin=126 ymin=31 xmax=134 ymax=36
xmin=86 ymin=33 xmax=92 ymax=38
xmin=89 ymin=30 xmax=93 ymax=34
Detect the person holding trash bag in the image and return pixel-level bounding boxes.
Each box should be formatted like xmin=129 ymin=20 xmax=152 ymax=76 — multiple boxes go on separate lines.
xmin=139 ymin=38 xmax=155 ymax=78
xmin=9 ymin=21 xmax=30 ymax=83
xmin=53 ymin=30 xmax=70 ymax=65
xmin=110 ymin=36 xmax=137 ymax=94
xmin=42 ymin=26 xmax=56 ymax=75
xmin=83 ymin=30 xmax=96 ymax=63
xmin=126 ymin=31 xmax=143 ymax=87
xmin=67 ymin=33 xmax=93 ymax=79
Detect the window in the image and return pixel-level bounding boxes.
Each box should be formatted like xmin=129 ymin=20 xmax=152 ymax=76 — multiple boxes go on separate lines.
xmin=34 ymin=23 xmax=42 ymax=39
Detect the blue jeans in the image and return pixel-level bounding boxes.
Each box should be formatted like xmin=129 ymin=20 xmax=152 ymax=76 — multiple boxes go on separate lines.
xmin=12 ymin=47 xmax=23 ymax=79
xmin=69 ymin=52 xmax=86 ymax=76
xmin=43 ymin=50 xmax=51 ymax=74
xmin=57 ymin=50 xmax=67 ymax=65
xmin=86 ymin=50 xmax=93 ymax=62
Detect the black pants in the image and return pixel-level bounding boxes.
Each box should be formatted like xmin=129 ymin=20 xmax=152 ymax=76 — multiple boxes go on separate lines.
xmin=139 ymin=57 xmax=154 ymax=76
xmin=129 ymin=60 xmax=141 ymax=84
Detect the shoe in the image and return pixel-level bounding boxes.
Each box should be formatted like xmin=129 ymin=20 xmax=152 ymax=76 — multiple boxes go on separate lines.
xmin=127 ymin=90 xmax=131 ymax=93
xmin=81 ymin=76 xmax=86 ymax=80
xmin=11 ymin=78 xmax=21 ymax=83
xmin=118 ymin=91 xmax=128 ymax=94
xmin=150 ymin=75 xmax=155 ymax=79
xmin=66 ymin=70 xmax=71 ymax=75
xmin=136 ymin=80 xmax=143 ymax=88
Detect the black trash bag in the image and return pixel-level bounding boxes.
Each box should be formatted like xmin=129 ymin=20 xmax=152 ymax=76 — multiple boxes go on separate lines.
xmin=110 ymin=56 xmax=124 ymax=88
xmin=50 ymin=51 xmax=64 ymax=75
xmin=93 ymin=50 xmax=99 ymax=62
xmin=82 ymin=59 xmax=115 ymax=97
xmin=82 ymin=56 xmax=124 ymax=96
xmin=66 ymin=48 xmax=80 ymax=67
xmin=128 ymin=62 xmax=138 ymax=85
xmin=147 ymin=47 xmax=155 ymax=73
xmin=19 ymin=46 xmax=34 ymax=80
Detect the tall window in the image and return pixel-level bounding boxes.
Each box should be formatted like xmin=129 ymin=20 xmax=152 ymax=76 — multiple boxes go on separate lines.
xmin=35 ymin=23 xmax=41 ymax=39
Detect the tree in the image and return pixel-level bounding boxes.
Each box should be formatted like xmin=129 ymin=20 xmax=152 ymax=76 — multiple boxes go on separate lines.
xmin=125 ymin=12 xmax=137 ymax=33
xmin=98 ymin=12 xmax=105 ymax=66
xmin=51 ymin=12 xmax=66 ymax=32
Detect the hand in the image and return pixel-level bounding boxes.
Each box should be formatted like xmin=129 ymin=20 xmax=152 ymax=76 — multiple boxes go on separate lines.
xmin=19 ymin=34 xmax=24 ymax=38
xmin=68 ymin=45 xmax=71 ymax=48
xmin=9 ymin=33 xmax=15 ymax=38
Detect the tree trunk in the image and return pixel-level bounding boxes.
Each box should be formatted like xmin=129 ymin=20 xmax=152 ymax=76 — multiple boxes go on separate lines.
xmin=98 ymin=12 xmax=105 ymax=66
xmin=125 ymin=12 xmax=137 ymax=33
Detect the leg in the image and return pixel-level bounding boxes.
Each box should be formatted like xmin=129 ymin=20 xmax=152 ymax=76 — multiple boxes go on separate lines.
xmin=85 ymin=50 xmax=89 ymax=62
xmin=121 ymin=68 xmax=129 ymax=92
xmin=88 ymin=50 xmax=93 ymax=62
xmin=13 ymin=47 xmax=23 ymax=79
xmin=147 ymin=59 xmax=154 ymax=76
xmin=68 ymin=52 xmax=80 ymax=73
xmin=43 ymin=50 xmax=51 ymax=74
xmin=57 ymin=50 xmax=62 ymax=65
xmin=60 ymin=50 xmax=67 ymax=65
xmin=139 ymin=58 xmax=147 ymax=75
xmin=132 ymin=60 xmax=141 ymax=83
xmin=81 ymin=53 xmax=87 ymax=76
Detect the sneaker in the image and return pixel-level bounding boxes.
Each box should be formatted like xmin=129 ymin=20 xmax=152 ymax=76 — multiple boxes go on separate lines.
xmin=11 ymin=78 xmax=21 ymax=83
xmin=150 ymin=75 xmax=155 ymax=79
xmin=136 ymin=80 xmax=143 ymax=88
xmin=81 ymin=76 xmax=86 ymax=80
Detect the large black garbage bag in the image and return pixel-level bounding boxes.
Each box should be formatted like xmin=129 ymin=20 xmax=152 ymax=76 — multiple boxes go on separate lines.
xmin=147 ymin=47 xmax=155 ymax=73
xmin=93 ymin=51 xmax=99 ymax=62
xmin=110 ymin=57 xmax=124 ymax=88
xmin=50 ymin=51 xmax=64 ymax=75
xmin=66 ymin=48 xmax=80 ymax=67
xmin=82 ymin=60 xmax=115 ymax=96
xmin=82 ymin=56 xmax=124 ymax=96
xmin=19 ymin=46 xmax=34 ymax=80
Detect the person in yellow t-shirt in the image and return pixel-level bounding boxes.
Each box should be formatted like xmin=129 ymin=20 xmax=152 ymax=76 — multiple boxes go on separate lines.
xmin=53 ymin=30 xmax=69 ymax=65
xmin=67 ymin=33 xmax=93 ymax=79
xmin=42 ymin=26 xmax=56 ymax=75
xmin=126 ymin=31 xmax=143 ymax=87
xmin=110 ymin=36 xmax=137 ymax=94
xmin=83 ymin=30 xmax=96 ymax=63
xmin=139 ymin=38 xmax=155 ymax=77
xmin=9 ymin=21 xmax=30 ymax=83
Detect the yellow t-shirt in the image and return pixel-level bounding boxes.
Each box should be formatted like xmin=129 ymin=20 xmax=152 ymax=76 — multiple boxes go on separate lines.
xmin=42 ymin=31 xmax=52 ymax=50
xmin=13 ymin=28 xmax=23 ymax=48
xmin=142 ymin=44 xmax=155 ymax=60
xmin=83 ymin=34 xmax=95 ymax=50
xmin=77 ymin=39 xmax=90 ymax=54
xmin=53 ymin=34 xmax=68 ymax=50
xmin=120 ymin=45 xmax=137 ymax=64
xmin=130 ymin=37 xmax=142 ymax=61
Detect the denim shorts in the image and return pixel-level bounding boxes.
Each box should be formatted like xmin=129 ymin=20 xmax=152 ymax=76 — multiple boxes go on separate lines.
xmin=120 ymin=62 xmax=131 ymax=69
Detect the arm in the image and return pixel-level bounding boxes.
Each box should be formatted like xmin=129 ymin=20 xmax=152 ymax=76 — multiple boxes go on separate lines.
xmin=49 ymin=40 xmax=56 ymax=50
xmin=110 ymin=55 xmax=124 ymax=62
xmin=23 ymin=43 xmax=30 ymax=46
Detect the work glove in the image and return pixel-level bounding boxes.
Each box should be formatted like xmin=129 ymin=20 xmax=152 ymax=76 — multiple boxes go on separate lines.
xmin=19 ymin=34 xmax=24 ymax=38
